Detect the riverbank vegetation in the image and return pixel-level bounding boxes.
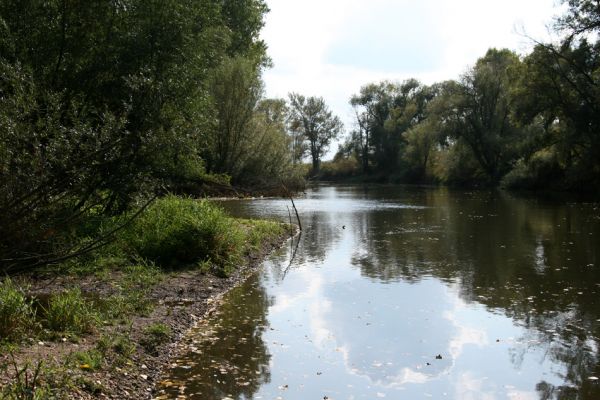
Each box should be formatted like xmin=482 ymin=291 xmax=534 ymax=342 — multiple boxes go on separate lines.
xmin=0 ymin=0 xmax=304 ymax=275
xmin=0 ymin=1 xmax=295 ymax=397
xmin=0 ymin=197 xmax=288 ymax=398
xmin=321 ymin=1 xmax=600 ymax=195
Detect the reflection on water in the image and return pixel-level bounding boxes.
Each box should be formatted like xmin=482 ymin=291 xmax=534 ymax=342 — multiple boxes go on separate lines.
xmin=156 ymin=185 xmax=600 ymax=399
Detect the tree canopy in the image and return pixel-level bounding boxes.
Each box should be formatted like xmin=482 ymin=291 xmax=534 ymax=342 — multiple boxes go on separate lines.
xmin=288 ymin=93 xmax=343 ymax=174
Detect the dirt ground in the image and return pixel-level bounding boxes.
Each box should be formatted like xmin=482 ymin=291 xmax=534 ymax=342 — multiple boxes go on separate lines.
xmin=1 ymin=233 xmax=290 ymax=399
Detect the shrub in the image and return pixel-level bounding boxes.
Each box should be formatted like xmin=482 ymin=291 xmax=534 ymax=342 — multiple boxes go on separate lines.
xmin=123 ymin=196 xmax=244 ymax=269
xmin=501 ymin=149 xmax=563 ymax=190
xmin=0 ymin=278 xmax=36 ymax=341
xmin=43 ymin=288 xmax=98 ymax=335
xmin=318 ymin=158 xmax=360 ymax=180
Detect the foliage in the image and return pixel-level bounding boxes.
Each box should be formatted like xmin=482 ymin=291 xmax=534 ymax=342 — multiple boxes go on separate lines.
xmin=345 ymin=80 xmax=439 ymax=179
xmin=339 ymin=26 xmax=600 ymax=192
xmin=42 ymin=288 xmax=98 ymax=335
xmin=236 ymin=99 xmax=304 ymax=187
xmin=0 ymin=355 xmax=49 ymax=400
xmin=0 ymin=279 xmax=36 ymax=341
xmin=288 ymin=93 xmax=343 ymax=174
xmin=0 ymin=0 xmax=277 ymax=273
xmin=555 ymin=0 xmax=600 ymax=36
xmin=318 ymin=158 xmax=362 ymax=181
xmin=123 ymin=196 xmax=244 ymax=270
xmin=511 ymin=39 xmax=600 ymax=192
xmin=330 ymin=2 xmax=600 ymax=192
xmin=205 ymin=56 xmax=264 ymax=177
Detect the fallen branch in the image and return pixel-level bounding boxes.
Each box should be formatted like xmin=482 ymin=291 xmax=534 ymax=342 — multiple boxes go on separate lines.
xmin=281 ymin=183 xmax=302 ymax=231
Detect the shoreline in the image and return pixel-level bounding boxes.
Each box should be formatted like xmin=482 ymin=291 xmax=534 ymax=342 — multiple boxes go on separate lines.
xmin=0 ymin=230 xmax=293 ymax=399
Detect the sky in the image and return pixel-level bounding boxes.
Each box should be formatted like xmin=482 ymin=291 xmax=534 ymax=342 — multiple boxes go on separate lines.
xmin=260 ymin=0 xmax=564 ymax=156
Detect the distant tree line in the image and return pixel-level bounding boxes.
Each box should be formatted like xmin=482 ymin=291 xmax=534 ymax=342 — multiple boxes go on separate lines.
xmin=330 ymin=0 xmax=600 ymax=193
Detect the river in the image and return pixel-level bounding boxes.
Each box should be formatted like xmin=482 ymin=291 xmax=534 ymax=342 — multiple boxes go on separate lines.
xmin=155 ymin=184 xmax=600 ymax=400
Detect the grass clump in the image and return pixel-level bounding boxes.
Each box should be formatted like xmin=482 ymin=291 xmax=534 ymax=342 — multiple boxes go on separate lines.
xmin=140 ymin=323 xmax=171 ymax=355
xmin=0 ymin=279 xmax=36 ymax=342
xmin=124 ymin=196 xmax=245 ymax=271
xmin=69 ymin=349 xmax=103 ymax=372
xmin=242 ymin=219 xmax=287 ymax=251
xmin=96 ymin=333 xmax=136 ymax=366
xmin=42 ymin=288 xmax=98 ymax=336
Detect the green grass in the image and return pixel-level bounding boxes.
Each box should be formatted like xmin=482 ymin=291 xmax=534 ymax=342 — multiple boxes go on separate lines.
xmin=123 ymin=196 xmax=245 ymax=270
xmin=120 ymin=195 xmax=286 ymax=276
xmin=69 ymin=349 xmax=103 ymax=372
xmin=96 ymin=333 xmax=136 ymax=366
xmin=42 ymin=288 xmax=98 ymax=336
xmin=242 ymin=219 xmax=287 ymax=251
xmin=0 ymin=356 xmax=49 ymax=400
xmin=0 ymin=279 xmax=36 ymax=341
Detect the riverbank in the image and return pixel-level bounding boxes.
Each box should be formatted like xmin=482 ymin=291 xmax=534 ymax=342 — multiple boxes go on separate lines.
xmin=0 ymin=197 xmax=292 ymax=399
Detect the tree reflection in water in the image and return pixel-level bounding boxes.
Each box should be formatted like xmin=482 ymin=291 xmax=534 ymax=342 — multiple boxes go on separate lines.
xmin=345 ymin=187 xmax=600 ymax=398
xmin=171 ymin=185 xmax=600 ymax=399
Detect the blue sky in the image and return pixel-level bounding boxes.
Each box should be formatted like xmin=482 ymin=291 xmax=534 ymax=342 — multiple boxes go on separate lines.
xmin=260 ymin=0 xmax=563 ymax=156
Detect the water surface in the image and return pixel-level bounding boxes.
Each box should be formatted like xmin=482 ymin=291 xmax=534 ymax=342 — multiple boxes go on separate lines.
xmin=156 ymin=185 xmax=600 ymax=400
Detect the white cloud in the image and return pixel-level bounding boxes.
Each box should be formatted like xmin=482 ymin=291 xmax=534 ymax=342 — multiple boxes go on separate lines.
xmin=261 ymin=0 xmax=561 ymax=157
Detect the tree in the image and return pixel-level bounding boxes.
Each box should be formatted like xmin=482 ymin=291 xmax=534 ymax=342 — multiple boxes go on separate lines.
xmin=555 ymin=0 xmax=600 ymax=36
xmin=206 ymin=56 xmax=263 ymax=177
xmin=0 ymin=0 xmax=271 ymax=271
xmin=431 ymin=49 xmax=522 ymax=184
xmin=348 ymin=80 xmax=438 ymax=177
xmin=236 ymin=98 xmax=298 ymax=186
xmin=287 ymin=93 xmax=343 ymax=174
xmin=508 ymin=38 xmax=600 ymax=190
xmin=350 ymin=82 xmax=396 ymax=173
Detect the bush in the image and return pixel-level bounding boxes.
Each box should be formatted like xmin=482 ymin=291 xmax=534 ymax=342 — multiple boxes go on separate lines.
xmin=501 ymin=149 xmax=563 ymax=190
xmin=318 ymin=158 xmax=360 ymax=180
xmin=123 ymin=196 xmax=245 ymax=269
xmin=0 ymin=278 xmax=36 ymax=341
xmin=43 ymin=288 xmax=98 ymax=335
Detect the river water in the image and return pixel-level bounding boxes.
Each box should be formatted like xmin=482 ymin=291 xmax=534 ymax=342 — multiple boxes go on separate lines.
xmin=156 ymin=185 xmax=600 ymax=400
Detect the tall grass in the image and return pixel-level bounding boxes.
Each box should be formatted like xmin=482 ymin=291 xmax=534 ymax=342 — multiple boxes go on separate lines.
xmin=123 ymin=196 xmax=245 ymax=270
xmin=42 ymin=288 xmax=98 ymax=335
xmin=0 ymin=279 xmax=36 ymax=341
